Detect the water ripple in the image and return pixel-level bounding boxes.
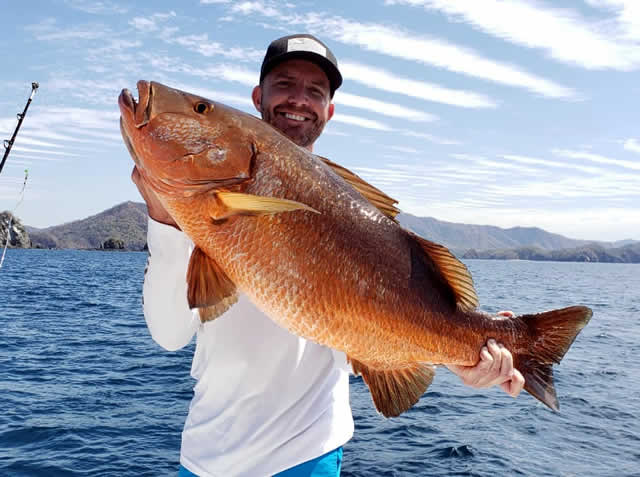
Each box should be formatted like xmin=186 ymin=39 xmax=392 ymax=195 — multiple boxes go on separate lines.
xmin=1 ymin=251 xmax=639 ymax=476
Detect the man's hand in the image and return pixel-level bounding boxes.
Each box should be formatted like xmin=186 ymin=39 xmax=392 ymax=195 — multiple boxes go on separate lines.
xmin=446 ymin=311 xmax=525 ymax=399
xmin=131 ymin=166 xmax=180 ymax=230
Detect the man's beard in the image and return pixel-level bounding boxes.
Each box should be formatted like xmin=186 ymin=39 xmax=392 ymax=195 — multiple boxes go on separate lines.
xmin=261 ymin=100 xmax=326 ymax=148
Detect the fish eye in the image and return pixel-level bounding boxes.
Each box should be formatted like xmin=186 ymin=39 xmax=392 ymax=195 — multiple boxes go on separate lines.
xmin=194 ymin=102 xmax=212 ymax=114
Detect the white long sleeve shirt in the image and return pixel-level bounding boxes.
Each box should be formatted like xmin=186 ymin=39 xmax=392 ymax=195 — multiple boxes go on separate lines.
xmin=143 ymin=218 xmax=354 ymax=477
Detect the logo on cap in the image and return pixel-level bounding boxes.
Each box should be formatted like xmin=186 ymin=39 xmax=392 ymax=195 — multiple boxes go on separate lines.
xmin=287 ymin=37 xmax=326 ymax=57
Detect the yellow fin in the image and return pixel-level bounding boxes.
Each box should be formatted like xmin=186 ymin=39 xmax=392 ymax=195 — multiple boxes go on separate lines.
xmin=186 ymin=247 xmax=238 ymax=322
xmin=409 ymin=232 xmax=479 ymax=311
xmin=214 ymin=191 xmax=319 ymax=218
xmin=317 ymin=155 xmax=400 ymax=220
xmin=349 ymin=358 xmax=436 ymax=418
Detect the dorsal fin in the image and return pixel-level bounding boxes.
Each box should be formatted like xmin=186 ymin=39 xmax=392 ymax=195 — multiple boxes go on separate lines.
xmin=349 ymin=358 xmax=436 ymax=418
xmin=317 ymin=155 xmax=400 ymax=221
xmin=409 ymin=232 xmax=479 ymax=311
xmin=187 ymin=246 xmax=238 ymax=322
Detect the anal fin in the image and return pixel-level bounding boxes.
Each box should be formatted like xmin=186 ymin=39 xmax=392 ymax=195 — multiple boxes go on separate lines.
xmin=187 ymin=246 xmax=238 ymax=322
xmin=349 ymin=358 xmax=436 ymax=418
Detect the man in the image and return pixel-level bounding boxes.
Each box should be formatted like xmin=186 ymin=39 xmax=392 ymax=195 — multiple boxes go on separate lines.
xmin=132 ymin=34 xmax=524 ymax=477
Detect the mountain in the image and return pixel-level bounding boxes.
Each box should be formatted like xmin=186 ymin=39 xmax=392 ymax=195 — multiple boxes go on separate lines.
xmin=397 ymin=213 xmax=619 ymax=255
xmin=462 ymin=243 xmax=640 ymax=263
xmin=0 ymin=211 xmax=30 ymax=248
xmin=18 ymin=203 xmax=637 ymax=258
xmin=27 ymin=202 xmax=148 ymax=250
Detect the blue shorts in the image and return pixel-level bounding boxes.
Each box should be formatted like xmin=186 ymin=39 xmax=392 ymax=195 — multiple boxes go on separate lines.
xmin=178 ymin=447 xmax=343 ymax=477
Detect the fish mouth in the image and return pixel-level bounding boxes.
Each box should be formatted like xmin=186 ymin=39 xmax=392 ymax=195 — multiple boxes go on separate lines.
xmin=118 ymin=80 xmax=152 ymax=129
xmin=119 ymin=117 xmax=142 ymax=168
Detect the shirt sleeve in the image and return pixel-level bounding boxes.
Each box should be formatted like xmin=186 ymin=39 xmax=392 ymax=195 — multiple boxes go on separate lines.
xmin=142 ymin=218 xmax=201 ymax=351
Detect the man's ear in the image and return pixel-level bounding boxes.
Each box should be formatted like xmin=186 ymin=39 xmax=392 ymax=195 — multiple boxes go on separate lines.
xmin=252 ymin=85 xmax=262 ymax=113
xmin=327 ymin=102 xmax=335 ymax=121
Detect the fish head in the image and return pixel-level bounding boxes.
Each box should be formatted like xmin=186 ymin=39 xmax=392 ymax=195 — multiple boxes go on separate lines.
xmin=119 ymin=80 xmax=256 ymax=196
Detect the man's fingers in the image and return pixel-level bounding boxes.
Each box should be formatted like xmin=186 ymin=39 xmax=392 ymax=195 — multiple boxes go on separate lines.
xmin=448 ymin=339 xmax=525 ymax=400
xmin=479 ymin=346 xmax=492 ymax=364
xmin=501 ymin=369 xmax=525 ymax=398
xmin=486 ymin=339 xmax=502 ymax=374
xmin=498 ymin=343 xmax=514 ymax=379
xmin=511 ymin=369 xmax=525 ymax=397
xmin=497 ymin=310 xmax=515 ymax=318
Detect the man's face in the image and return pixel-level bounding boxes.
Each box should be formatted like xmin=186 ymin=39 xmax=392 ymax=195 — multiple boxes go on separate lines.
xmin=252 ymin=59 xmax=334 ymax=150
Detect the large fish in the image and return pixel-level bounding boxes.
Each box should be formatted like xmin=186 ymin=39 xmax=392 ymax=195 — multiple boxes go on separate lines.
xmin=119 ymin=81 xmax=592 ymax=417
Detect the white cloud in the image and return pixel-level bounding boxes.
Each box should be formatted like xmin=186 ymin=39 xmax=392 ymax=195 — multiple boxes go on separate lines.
xmin=129 ymin=11 xmax=176 ymax=33
xmin=291 ymin=13 xmax=576 ymax=98
xmin=401 ymin=130 xmax=461 ymax=145
xmin=168 ymin=34 xmax=263 ymax=61
xmin=451 ymin=153 xmax=541 ymax=175
xmin=501 ymin=154 xmax=603 ymax=175
xmin=585 ymin=0 xmax=640 ymax=41
xmin=147 ymin=56 xmax=440 ymax=124
xmin=403 ymin=201 xmax=639 ymax=241
xmin=230 ymin=1 xmax=281 ymax=17
xmin=341 ymin=61 xmax=495 ymax=109
xmin=623 ymin=138 xmax=640 ymax=154
xmin=388 ymin=145 xmax=420 ymax=154
xmin=144 ymin=55 xmax=259 ymax=89
xmin=552 ymin=148 xmax=640 ymax=172
xmin=349 ymin=156 xmax=638 ymax=241
xmin=63 ymin=0 xmax=129 ymax=15
xmin=165 ymin=83 xmax=255 ymax=108
xmin=334 ymin=92 xmax=436 ymax=122
xmin=220 ymin=6 xmax=574 ymax=98
xmin=129 ymin=18 xmax=158 ymax=32
xmin=385 ymin=0 xmax=640 ymax=70
xmin=25 ymin=18 xmax=110 ymax=41
xmin=11 ymin=146 xmax=81 ymax=158
xmin=331 ymin=114 xmax=393 ymax=131
xmin=212 ymin=65 xmax=258 ymax=85
xmin=4 ymin=109 xmax=122 ymax=154
xmin=45 ymin=76 xmax=127 ymax=106
xmin=4 ymin=137 xmax=65 ymax=150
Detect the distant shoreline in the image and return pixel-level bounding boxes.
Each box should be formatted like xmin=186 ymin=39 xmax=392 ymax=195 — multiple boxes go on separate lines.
xmin=9 ymin=246 xmax=639 ymax=263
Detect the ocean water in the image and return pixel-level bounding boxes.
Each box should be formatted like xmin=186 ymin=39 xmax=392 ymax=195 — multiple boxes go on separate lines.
xmin=0 ymin=249 xmax=638 ymax=476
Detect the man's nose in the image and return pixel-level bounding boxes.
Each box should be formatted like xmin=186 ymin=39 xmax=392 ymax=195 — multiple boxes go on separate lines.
xmin=287 ymin=84 xmax=309 ymax=105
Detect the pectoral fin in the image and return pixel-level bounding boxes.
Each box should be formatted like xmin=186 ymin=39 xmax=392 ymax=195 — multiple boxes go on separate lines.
xmin=187 ymin=246 xmax=238 ymax=322
xmin=349 ymin=357 xmax=436 ymax=418
xmin=212 ymin=191 xmax=319 ymax=219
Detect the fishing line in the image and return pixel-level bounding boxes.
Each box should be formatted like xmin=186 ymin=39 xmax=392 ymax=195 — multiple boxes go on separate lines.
xmin=0 ymin=169 xmax=29 ymax=269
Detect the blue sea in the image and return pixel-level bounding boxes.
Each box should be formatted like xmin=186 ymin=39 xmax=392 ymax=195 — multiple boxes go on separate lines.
xmin=1 ymin=249 xmax=638 ymax=476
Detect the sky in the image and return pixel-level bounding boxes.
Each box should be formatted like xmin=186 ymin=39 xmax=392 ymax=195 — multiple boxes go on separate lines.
xmin=0 ymin=0 xmax=638 ymax=242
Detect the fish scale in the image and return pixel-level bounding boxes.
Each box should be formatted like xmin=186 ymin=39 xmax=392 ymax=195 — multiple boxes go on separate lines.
xmin=120 ymin=80 xmax=592 ymax=417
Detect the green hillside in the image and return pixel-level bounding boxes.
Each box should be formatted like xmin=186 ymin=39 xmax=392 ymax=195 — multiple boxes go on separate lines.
xmin=26 ymin=202 xmax=148 ymax=250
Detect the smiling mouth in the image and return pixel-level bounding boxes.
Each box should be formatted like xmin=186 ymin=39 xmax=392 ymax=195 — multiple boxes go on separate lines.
xmin=274 ymin=107 xmax=315 ymax=123
xmin=283 ymin=112 xmax=308 ymax=122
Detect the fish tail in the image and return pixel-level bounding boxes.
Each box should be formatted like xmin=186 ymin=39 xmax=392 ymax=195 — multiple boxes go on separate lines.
xmin=514 ymin=305 xmax=592 ymax=411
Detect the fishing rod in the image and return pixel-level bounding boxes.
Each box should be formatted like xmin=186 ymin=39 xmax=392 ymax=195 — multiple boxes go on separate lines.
xmin=0 ymin=82 xmax=39 ymax=176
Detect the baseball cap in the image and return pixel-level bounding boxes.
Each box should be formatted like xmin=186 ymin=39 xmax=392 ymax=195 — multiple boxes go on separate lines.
xmin=259 ymin=34 xmax=343 ymax=97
